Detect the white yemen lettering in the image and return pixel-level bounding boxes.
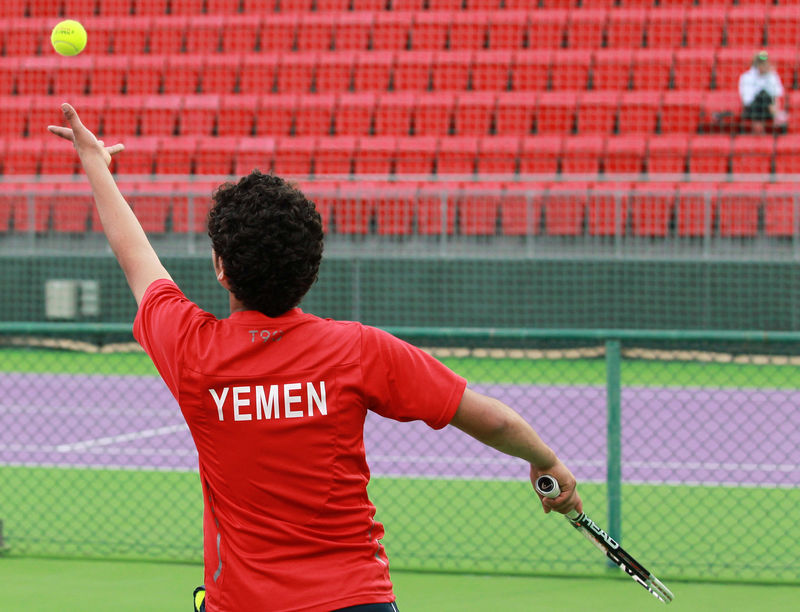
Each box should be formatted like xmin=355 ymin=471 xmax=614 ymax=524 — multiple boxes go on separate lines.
xmin=210 ymin=382 xmax=328 ymax=422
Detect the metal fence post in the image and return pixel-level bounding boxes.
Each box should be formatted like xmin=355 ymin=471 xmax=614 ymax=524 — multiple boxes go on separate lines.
xmin=606 ymin=339 xmax=622 ymax=566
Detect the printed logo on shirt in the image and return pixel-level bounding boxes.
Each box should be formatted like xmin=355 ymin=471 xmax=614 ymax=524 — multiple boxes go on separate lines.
xmin=208 ymin=381 xmax=327 ymax=422
xmin=248 ymin=329 xmax=283 ymax=343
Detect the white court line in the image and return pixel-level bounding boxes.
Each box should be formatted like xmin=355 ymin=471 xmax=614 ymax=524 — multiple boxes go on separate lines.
xmin=55 ymin=424 xmax=188 ymax=452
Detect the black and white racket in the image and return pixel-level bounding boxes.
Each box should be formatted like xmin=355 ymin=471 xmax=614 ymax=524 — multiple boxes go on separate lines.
xmin=535 ymin=475 xmax=674 ymax=604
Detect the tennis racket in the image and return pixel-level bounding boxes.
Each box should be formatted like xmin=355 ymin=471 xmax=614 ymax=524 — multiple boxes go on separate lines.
xmin=535 ymin=475 xmax=674 ymax=604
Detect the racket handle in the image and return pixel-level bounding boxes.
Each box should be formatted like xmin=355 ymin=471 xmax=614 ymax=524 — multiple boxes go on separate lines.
xmin=535 ymin=474 xmax=580 ymax=520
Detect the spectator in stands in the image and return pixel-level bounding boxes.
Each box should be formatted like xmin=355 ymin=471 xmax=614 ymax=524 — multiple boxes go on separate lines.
xmin=739 ymin=51 xmax=787 ymax=134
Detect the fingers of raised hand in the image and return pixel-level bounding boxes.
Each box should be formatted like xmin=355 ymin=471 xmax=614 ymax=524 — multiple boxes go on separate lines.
xmin=106 ymin=143 xmax=125 ymax=157
xmin=47 ymin=125 xmax=75 ymax=142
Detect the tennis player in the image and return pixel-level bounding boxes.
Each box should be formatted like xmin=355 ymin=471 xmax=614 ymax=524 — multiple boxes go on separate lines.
xmin=49 ymin=104 xmax=582 ymax=612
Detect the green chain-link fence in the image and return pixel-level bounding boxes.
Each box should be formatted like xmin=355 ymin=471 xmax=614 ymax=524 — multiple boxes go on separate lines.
xmin=1 ymin=325 xmax=798 ymax=584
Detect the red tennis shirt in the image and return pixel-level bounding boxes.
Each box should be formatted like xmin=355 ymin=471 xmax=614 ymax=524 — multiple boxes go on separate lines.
xmin=133 ymin=280 xmax=467 ymax=612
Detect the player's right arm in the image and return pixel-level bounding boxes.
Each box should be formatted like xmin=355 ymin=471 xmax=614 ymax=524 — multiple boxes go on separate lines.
xmin=48 ymin=103 xmax=172 ymax=305
xmin=449 ymin=388 xmax=582 ymax=516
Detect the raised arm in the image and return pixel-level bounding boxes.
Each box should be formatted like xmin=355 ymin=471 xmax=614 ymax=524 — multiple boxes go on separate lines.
xmin=449 ymin=387 xmax=582 ymax=515
xmin=48 ymin=103 xmax=171 ymax=304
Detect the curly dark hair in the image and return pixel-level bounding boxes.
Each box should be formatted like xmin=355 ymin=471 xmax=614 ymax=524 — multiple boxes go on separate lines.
xmin=207 ymin=170 xmax=324 ymax=317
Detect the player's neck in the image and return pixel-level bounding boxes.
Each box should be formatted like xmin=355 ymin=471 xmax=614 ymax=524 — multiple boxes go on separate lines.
xmin=229 ymin=294 xmax=247 ymax=314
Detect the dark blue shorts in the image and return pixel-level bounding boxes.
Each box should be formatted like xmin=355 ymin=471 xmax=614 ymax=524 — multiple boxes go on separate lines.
xmin=193 ymin=586 xmax=399 ymax=611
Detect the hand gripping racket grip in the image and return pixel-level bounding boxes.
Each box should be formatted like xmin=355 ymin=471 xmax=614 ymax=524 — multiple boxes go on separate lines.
xmin=534 ymin=475 xmax=674 ymax=604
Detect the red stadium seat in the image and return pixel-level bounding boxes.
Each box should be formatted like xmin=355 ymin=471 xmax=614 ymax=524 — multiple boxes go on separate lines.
xmin=495 ymin=92 xmax=536 ymax=136
xmin=775 ymin=134 xmax=800 ymax=175
xmin=207 ymin=0 xmax=241 ymax=14
xmin=353 ymin=51 xmax=394 ymax=92
xmin=414 ymin=92 xmax=456 ymax=136
xmin=431 ymin=51 xmax=473 ymax=91
xmin=0 ymin=59 xmax=20 ymax=96
xmin=392 ymin=51 xmax=433 ymax=91
xmin=102 ymin=95 xmax=143 ymax=138
xmin=631 ymin=49 xmax=673 ymax=91
xmin=676 ymin=182 xmax=717 ymax=237
xmin=618 ymin=91 xmax=661 ymax=135
xmin=185 ymin=15 xmax=223 ymax=55
xmin=163 ymin=56 xmax=203 ymax=95
xmin=0 ymin=97 xmax=31 ymax=138
xmin=410 ymin=11 xmax=450 ymax=51
xmin=238 ymin=54 xmax=279 ymax=95
xmin=335 ymin=92 xmax=376 ymax=137
xmin=519 ymin=136 xmax=562 ymax=175
xmin=371 ymin=11 xmax=412 ymax=51
xmin=647 ymin=135 xmax=689 ymax=175
xmin=297 ymin=13 xmax=335 ymax=52
xmin=544 ymin=183 xmax=588 ymax=235
xmin=471 ymin=50 xmax=513 ymax=91
xmin=13 ymin=183 xmax=53 ymax=232
xmin=684 ymin=7 xmax=726 ymax=48
xmin=234 ymin=137 xmax=276 ymax=176
xmin=717 ymin=183 xmax=762 ymax=238
xmin=148 ymin=16 xmax=188 ymax=54
xmin=110 ymin=16 xmax=149 ymax=54
xmin=334 ymin=12 xmax=373 ymax=52
xmin=630 ymin=182 xmax=676 ymax=237
xmin=129 ymin=187 xmax=171 ymax=234
xmin=576 ymin=91 xmax=620 ymax=135
xmin=767 ymin=6 xmax=800 ymax=47
xmin=334 ymin=183 xmax=374 ymax=234
xmin=688 ymin=135 xmax=731 ymax=175
xmin=41 ymin=139 xmax=78 ymax=175
xmin=725 ymin=6 xmax=767 ymax=48
xmin=273 ymin=136 xmax=315 ymax=177
xmin=511 ymin=51 xmax=551 ymax=91
xmin=139 ymin=95 xmax=180 ymax=136
xmin=278 ymin=53 xmax=317 ymax=94
xmin=28 ymin=97 xmax=67 ymax=137
xmin=216 ymin=94 xmax=259 ymax=136
xmin=220 ymin=16 xmax=260 ymax=54
xmin=241 ymin=0 xmax=278 ymax=13
xmin=488 ymin=11 xmax=529 ymax=50
xmin=535 ymin=91 xmax=577 ymax=135
xmin=353 ymin=136 xmax=395 ymax=176
xmin=527 ymin=9 xmax=568 ymax=50
xmin=172 ymin=183 xmax=215 ymax=233
xmin=394 ymin=136 xmax=437 ymax=175
xmin=51 ymin=56 xmax=93 ymax=97
xmin=437 ymin=136 xmax=479 ymax=176
xmin=592 ymin=50 xmax=633 ymax=92
xmin=673 ymin=49 xmax=713 ymax=91
xmin=566 ymin=9 xmax=608 ymax=49
xmin=91 ymin=56 xmax=128 ymax=95
xmin=18 ymin=58 xmax=56 ymax=96
xmin=180 ymin=95 xmax=219 ymax=137
xmin=459 ymin=191 xmax=500 ymax=236
xmin=500 ymin=183 xmax=544 ymax=236
xmin=4 ymin=19 xmax=47 ymax=56
xmin=731 ymin=136 xmax=774 ymax=175
xmin=453 ymin=92 xmax=496 ymax=136
xmin=373 ymin=92 xmax=415 ymax=137
xmin=604 ymin=136 xmax=646 ymax=175
xmin=134 ymin=0 xmax=169 ymax=15
xmin=111 ymin=137 xmax=159 ymax=175
xmin=315 ymin=52 xmax=357 ymax=94
xmin=294 ymin=94 xmax=337 ymax=136
xmin=78 ymin=17 xmax=114 ymax=56
xmin=587 ymin=182 xmax=631 ymax=236
xmin=5 ymin=139 xmax=43 ymax=175
xmin=449 ymin=11 xmax=490 ymax=51
xmin=259 ymin=13 xmax=297 ymax=52
xmin=375 ymin=183 xmax=416 ymax=236
xmin=561 ymin=136 xmax=604 ymax=175
xmin=659 ymin=91 xmax=704 ymax=134
xmin=763 ymin=183 xmax=796 ymax=237
xmin=477 ymin=137 xmax=520 ymax=175
xmin=714 ymin=48 xmax=754 ymax=93
xmin=550 ymin=50 xmax=592 ymax=90
xmin=126 ymin=56 xmax=166 ymax=95
xmin=156 ymin=137 xmax=198 ymax=175
xmin=52 ymin=188 xmax=93 ymax=233
xmin=606 ymin=8 xmax=647 ymax=49
xmin=194 ymin=137 xmax=237 ymax=175
xmin=416 ymin=182 xmax=458 ymax=235
xmin=199 ymin=55 xmax=240 ymax=95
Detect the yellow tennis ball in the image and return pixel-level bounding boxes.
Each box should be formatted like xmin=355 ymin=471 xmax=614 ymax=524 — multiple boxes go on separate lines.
xmin=51 ymin=20 xmax=87 ymax=57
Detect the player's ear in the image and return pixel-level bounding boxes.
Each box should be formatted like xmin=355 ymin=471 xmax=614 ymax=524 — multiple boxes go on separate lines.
xmin=212 ymin=251 xmax=230 ymax=289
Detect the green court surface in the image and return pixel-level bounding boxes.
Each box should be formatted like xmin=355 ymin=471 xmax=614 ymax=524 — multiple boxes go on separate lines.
xmin=2 ymin=557 xmax=800 ymax=612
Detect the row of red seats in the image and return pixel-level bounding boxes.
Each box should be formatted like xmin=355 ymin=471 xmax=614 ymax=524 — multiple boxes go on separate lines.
xmin=6 ymin=8 xmax=800 ymax=56
xmin=2 ymin=179 xmax=797 ymax=237
xmin=4 ymin=48 xmax=799 ymax=97
xmin=7 ymin=134 xmax=800 ymax=177
xmin=10 ymin=91 xmax=799 ymax=139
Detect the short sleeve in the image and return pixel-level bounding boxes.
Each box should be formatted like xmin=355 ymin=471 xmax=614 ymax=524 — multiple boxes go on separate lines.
xmin=133 ymin=279 xmax=209 ymax=398
xmin=360 ymin=325 xmax=467 ymax=429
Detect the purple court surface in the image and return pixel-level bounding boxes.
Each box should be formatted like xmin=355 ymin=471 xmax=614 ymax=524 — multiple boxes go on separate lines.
xmin=1 ymin=373 xmax=798 ymax=488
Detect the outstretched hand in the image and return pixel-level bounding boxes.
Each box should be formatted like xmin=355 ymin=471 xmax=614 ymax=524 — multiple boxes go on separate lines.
xmin=47 ymin=103 xmax=124 ymax=167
